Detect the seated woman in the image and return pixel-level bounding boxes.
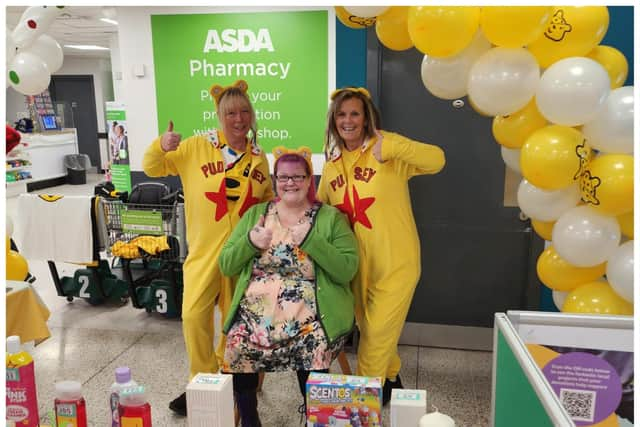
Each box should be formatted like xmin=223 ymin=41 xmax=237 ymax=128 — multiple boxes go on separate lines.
xmin=219 ymin=146 xmax=359 ymax=426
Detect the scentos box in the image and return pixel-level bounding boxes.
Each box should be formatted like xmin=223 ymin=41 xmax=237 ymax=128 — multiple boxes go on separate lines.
xmin=306 ymin=373 xmax=382 ymax=427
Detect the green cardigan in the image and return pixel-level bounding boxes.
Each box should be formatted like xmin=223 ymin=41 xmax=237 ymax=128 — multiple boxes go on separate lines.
xmin=219 ymin=201 xmax=358 ymax=343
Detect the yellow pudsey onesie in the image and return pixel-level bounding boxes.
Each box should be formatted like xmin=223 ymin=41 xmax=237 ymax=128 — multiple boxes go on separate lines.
xmin=317 ymin=130 xmax=445 ymax=380
xmin=143 ymin=129 xmax=274 ymax=379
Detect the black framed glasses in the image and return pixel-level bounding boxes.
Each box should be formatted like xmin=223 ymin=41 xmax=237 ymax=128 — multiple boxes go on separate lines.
xmin=275 ymin=175 xmax=307 ymax=183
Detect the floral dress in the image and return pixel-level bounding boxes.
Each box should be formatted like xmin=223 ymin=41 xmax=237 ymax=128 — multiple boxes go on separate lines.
xmin=224 ymin=202 xmax=345 ymax=372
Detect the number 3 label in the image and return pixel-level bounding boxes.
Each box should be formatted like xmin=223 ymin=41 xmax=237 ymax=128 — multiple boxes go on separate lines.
xmin=155 ymin=289 xmax=168 ymax=313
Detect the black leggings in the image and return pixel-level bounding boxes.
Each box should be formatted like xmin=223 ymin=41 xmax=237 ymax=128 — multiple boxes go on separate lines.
xmin=231 ymin=369 xmax=330 ymax=398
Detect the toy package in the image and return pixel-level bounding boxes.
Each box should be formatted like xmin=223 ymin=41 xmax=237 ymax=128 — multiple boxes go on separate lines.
xmin=306 ymin=373 xmax=382 ymax=427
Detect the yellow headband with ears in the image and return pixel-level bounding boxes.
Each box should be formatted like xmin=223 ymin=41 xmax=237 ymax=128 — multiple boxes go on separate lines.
xmin=330 ymin=86 xmax=371 ymax=100
xmin=272 ymin=146 xmax=313 ymax=175
xmin=210 ymin=80 xmax=249 ymax=107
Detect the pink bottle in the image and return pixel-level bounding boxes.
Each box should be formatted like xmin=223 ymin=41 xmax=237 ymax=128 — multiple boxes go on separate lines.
xmin=6 ymin=336 xmax=39 ymax=427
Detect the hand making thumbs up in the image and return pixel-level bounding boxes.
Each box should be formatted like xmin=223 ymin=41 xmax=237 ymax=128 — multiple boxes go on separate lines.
xmin=249 ymin=215 xmax=273 ymax=250
xmin=160 ymin=120 xmax=182 ymax=152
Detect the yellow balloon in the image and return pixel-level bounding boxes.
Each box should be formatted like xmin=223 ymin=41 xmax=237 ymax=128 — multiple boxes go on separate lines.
xmin=537 ymin=246 xmax=606 ymax=292
xmin=6 ymin=236 xmax=11 ymax=254
xmin=335 ymin=6 xmax=376 ymax=29
xmin=375 ymin=7 xmax=413 ymax=51
xmin=6 ymin=250 xmax=29 ymax=281
xmin=563 ymin=281 xmax=634 ymax=315
xmin=408 ymin=6 xmax=480 ymax=58
xmin=480 ymin=6 xmax=553 ymax=48
xmin=617 ymin=211 xmax=634 ymax=239
xmin=492 ymin=99 xmax=548 ymax=149
xmin=532 ymin=219 xmax=555 ymax=241
xmin=586 ymin=45 xmax=629 ymax=89
xmin=581 ymin=154 xmax=634 ymax=216
xmin=521 ymin=125 xmax=591 ymax=190
xmin=527 ymin=6 xmax=609 ymax=68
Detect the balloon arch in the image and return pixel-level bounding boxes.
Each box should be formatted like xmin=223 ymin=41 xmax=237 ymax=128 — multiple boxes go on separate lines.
xmin=339 ymin=6 xmax=634 ymax=316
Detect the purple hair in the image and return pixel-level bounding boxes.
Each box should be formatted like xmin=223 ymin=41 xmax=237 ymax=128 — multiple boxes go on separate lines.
xmin=273 ymin=153 xmax=317 ymax=203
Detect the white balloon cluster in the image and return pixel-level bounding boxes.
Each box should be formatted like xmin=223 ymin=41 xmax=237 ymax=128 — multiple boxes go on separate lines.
xmin=7 ymin=6 xmax=65 ymax=96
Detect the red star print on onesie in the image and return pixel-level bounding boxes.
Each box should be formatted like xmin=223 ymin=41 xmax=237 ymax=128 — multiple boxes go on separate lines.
xmin=205 ymin=179 xmax=228 ymax=221
xmin=335 ymin=186 xmax=375 ymax=229
xmin=238 ymin=181 xmax=260 ymax=217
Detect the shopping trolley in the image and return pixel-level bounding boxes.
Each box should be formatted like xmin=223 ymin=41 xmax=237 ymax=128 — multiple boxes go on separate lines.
xmin=100 ymin=196 xmax=187 ymax=318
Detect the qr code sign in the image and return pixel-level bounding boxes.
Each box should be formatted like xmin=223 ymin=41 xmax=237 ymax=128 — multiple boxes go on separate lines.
xmin=560 ymin=388 xmax=596 ymax=422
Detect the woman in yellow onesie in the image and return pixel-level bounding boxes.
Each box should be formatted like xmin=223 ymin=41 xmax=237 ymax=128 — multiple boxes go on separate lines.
xmin=318 ymin=87 xmax=445 ymax=405
xmin=143 ymin=80 xmax=274 ymax=416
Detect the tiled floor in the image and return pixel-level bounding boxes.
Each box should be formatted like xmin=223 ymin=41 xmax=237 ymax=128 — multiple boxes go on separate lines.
xmin=6 ymin=174 xmax=493 ymax=427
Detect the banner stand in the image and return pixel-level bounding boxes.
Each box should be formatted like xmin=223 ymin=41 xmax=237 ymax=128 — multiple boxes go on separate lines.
xmin=492 ymin=311 xmax=634 ymax=427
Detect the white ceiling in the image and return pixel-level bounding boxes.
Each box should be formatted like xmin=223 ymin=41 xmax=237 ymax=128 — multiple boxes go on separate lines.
xmin=6 ymin=6 xmax=118 ymax=59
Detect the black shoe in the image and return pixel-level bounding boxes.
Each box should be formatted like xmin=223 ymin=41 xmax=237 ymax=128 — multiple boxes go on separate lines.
xmin=382 ymin=375 xmax=404 ymax=406
xmin=169 ymin=392 xmax=187 ymax=416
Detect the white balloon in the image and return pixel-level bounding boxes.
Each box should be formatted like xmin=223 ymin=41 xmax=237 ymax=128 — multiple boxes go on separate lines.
xmin=421 ymin=31 xmax=491 ymax=100
xmin=467 ymin=47 xmax=540 ymax=116
xmin=536 ymin=57 xmax=611 ymax=127
xmin=582 ymin=86 xmax=634 ymax=154
xmin=12 ymin=6 xmax=63 ymax=49
xmin=343 ymin=6 xmax=390 ymax=18
xmin=501 ymin=146 xmax=522 ymax=173
xmin=606 ymin=240 xmax=634 ymax=303
xmin=22 ymin=34 xmax=64 ymax=73
xmin=517 ymin=179 xmax=581 ymax=222
xmin=8 ymin=51 xmax=51 ymax=96
xmin=552 ymin=290 xmax=569 ymax=311
xmin=552 ymin=205 xmax=621 ymax=267
xmin=7 ymin=29 xmax=17 ymax=65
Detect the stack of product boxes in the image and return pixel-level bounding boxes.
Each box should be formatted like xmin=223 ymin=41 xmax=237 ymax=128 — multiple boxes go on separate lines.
xmin=306 ymin=373 xmax=382 ymax=427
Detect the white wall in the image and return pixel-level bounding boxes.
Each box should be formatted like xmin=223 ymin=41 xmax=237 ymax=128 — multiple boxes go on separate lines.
xmin=5 ymin=56 xmax=115 ymax=133
xmin=55 ymin=56 xmax=114 ymax=133
xmin=114 ymin=6 xmax=334 ymax=173
xmin=5 ymin=87 xmax=29 ymax=124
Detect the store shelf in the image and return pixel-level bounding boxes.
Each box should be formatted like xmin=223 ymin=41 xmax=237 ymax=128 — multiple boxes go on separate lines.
xmin=6 ymin=178 xmax=34 ymax=185
xmin=6 ymin=166 xmax=30 ymax=172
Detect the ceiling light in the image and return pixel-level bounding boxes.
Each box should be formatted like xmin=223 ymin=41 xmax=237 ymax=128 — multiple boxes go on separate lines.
xmin=64 ymin=44 xmax=110 ymax=51
xmin=99 ymin=18 xmax=118 ymax=25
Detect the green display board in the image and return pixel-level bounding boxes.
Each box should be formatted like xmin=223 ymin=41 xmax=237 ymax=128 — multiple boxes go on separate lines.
xmin=494 ymin=330 xmax=555 ymax=427
xmin=151 ymin=10 xmax=328 ymax=153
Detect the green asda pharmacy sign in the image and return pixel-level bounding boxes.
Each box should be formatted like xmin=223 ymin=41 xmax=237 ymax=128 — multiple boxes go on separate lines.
xmin=151 ymin=10 xmax=328 ymax=153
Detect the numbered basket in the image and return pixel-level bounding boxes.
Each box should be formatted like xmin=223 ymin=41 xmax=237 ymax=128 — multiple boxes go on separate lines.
xmin=99 ymin=199 xmax=187 ymax=317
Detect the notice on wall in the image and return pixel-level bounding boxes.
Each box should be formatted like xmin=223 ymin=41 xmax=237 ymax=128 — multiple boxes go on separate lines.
xmin=150 ymin=10 xmax=328 ymax=154
xmin=527 ymin=344 xmax=634 ymax=426
xmin=106 ymin=102 xmax=131 ymax=193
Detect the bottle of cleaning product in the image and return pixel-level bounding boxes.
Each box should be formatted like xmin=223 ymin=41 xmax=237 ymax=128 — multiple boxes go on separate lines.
xmin=54 ymin=380 xmax=87 ymax=427
xmin=6 ymin=336 xmax=39 ymax=427
xmin=118 ymin=385 xmax=152 ymax=427
xmin=110 ymin=367 xmax=137 ymax=427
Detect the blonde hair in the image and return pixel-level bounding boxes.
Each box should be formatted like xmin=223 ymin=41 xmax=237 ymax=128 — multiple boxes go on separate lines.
xmin=324 ymin=88 xmax=381 ymax=159
xmin=216 ymin=87 xmax=258 ymax=146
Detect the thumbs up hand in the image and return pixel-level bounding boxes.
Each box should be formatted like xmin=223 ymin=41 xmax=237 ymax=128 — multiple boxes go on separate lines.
xmin=161 ymin=120 xmax=182 ymax=152
xmin=249 ymin=215 xmax=272 ymax=250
